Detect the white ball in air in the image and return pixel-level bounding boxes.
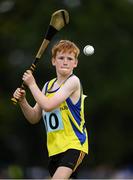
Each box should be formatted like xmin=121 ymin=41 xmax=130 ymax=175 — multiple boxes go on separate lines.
xmin=83 ymin=45 xmax=94 ymax=56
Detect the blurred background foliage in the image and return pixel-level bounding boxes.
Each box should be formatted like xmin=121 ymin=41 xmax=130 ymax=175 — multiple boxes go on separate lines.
xmin=0 ymin=0 xmax=133 ymax=176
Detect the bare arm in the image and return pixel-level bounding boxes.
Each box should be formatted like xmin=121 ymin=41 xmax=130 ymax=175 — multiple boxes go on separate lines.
xmin=23 ymin=70 xmax=80 ymax=112
xmin=13 ymin=88 xmax=42 ymax=124
xmin=19 ymin=99 xmax=42 ymax=124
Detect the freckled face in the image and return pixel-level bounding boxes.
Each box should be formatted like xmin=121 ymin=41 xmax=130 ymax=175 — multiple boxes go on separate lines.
xmin=52 ymin=51 xmax=78 ymax=76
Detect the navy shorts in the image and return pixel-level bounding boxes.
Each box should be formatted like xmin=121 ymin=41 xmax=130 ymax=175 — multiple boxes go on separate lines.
xmin=48 ymin=149 xmax=86 ymax=178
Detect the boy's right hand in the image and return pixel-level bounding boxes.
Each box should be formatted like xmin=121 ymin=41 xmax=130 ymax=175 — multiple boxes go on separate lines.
xmin=13 ymin=88 xmax=26 ymax=103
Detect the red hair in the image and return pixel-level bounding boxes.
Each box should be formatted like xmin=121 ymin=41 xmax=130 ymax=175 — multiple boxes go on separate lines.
xmin=52 ymin=40 xmax=80 ymax=59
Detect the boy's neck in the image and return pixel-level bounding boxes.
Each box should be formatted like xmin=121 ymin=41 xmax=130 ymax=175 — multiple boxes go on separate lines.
xmin=56 ymin=73 xmax=73 ymax=85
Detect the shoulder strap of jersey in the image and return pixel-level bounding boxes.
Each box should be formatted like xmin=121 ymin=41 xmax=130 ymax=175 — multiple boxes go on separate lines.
xmin=45 ymin=78 xmax=56 ymax=93
xmin=45 ymin=74 xmax=74 ymax=93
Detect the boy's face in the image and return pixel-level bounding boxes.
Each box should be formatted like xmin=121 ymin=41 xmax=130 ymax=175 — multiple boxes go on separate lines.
xmin=52 ymin=50 xmax=78 ymax=76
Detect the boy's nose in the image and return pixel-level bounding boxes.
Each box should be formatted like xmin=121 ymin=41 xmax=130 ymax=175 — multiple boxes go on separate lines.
xmin=63 ymin=58 xmax=68 ymax=64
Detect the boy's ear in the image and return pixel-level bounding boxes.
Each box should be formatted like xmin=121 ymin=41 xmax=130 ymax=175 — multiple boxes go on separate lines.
xmin=52 ymin=58 xmax=56 ymax=66
xmin=74 ymin=59 xmax=78 ymax=68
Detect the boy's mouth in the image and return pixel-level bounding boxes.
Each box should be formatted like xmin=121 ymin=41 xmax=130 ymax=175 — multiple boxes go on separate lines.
xmin=61 ymin=67 xmax=69 ymax=69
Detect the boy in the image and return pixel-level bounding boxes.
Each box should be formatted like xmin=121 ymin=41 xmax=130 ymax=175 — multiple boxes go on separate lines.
xmin=13 ymin=40 xmax=88 ymax=179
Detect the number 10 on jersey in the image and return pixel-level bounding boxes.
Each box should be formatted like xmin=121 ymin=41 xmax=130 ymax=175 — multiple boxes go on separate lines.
xmin=43 ymin=109 xmax=64 ymax=132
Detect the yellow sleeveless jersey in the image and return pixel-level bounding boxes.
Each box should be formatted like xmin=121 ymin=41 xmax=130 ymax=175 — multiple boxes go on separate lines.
xmin=42 ymin=77 xmax=88 ymax=157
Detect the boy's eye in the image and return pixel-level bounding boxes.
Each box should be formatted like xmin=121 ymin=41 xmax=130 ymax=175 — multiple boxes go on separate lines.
xmin=57 ymin=56 xmax=74 ymax=61
xmin=59 ymin=56 xmax=64 ymax=60
xmin=67 ymin=57 xmax=73 ymax=61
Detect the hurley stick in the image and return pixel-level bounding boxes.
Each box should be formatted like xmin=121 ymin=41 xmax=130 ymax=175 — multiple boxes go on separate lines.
xmin=11 ymin=9 xmax=69 ymax=105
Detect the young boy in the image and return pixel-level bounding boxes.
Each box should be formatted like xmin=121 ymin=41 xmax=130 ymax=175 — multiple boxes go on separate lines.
xmin=13 ymin=40 xmax=88 ymax=179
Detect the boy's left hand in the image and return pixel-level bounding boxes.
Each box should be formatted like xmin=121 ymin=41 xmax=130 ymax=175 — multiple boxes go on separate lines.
xmin=22 ymin=70 xmax=36 ymax=88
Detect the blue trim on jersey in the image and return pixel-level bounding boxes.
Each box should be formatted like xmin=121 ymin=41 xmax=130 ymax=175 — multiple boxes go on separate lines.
xmin=66 ymin=97 xmax=81 ymax=126
xmin=47 ymin=88 xmax=60 ymax=93
xmin=45 ymin=81 xmax=49 ymax=95
xmin=68 ymin=115 xmax=86 ymax=145
xmin=66 ymin=97 xmax=86 ymax=145
xmin=47 ymin=79 xmax=60 ymax=93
